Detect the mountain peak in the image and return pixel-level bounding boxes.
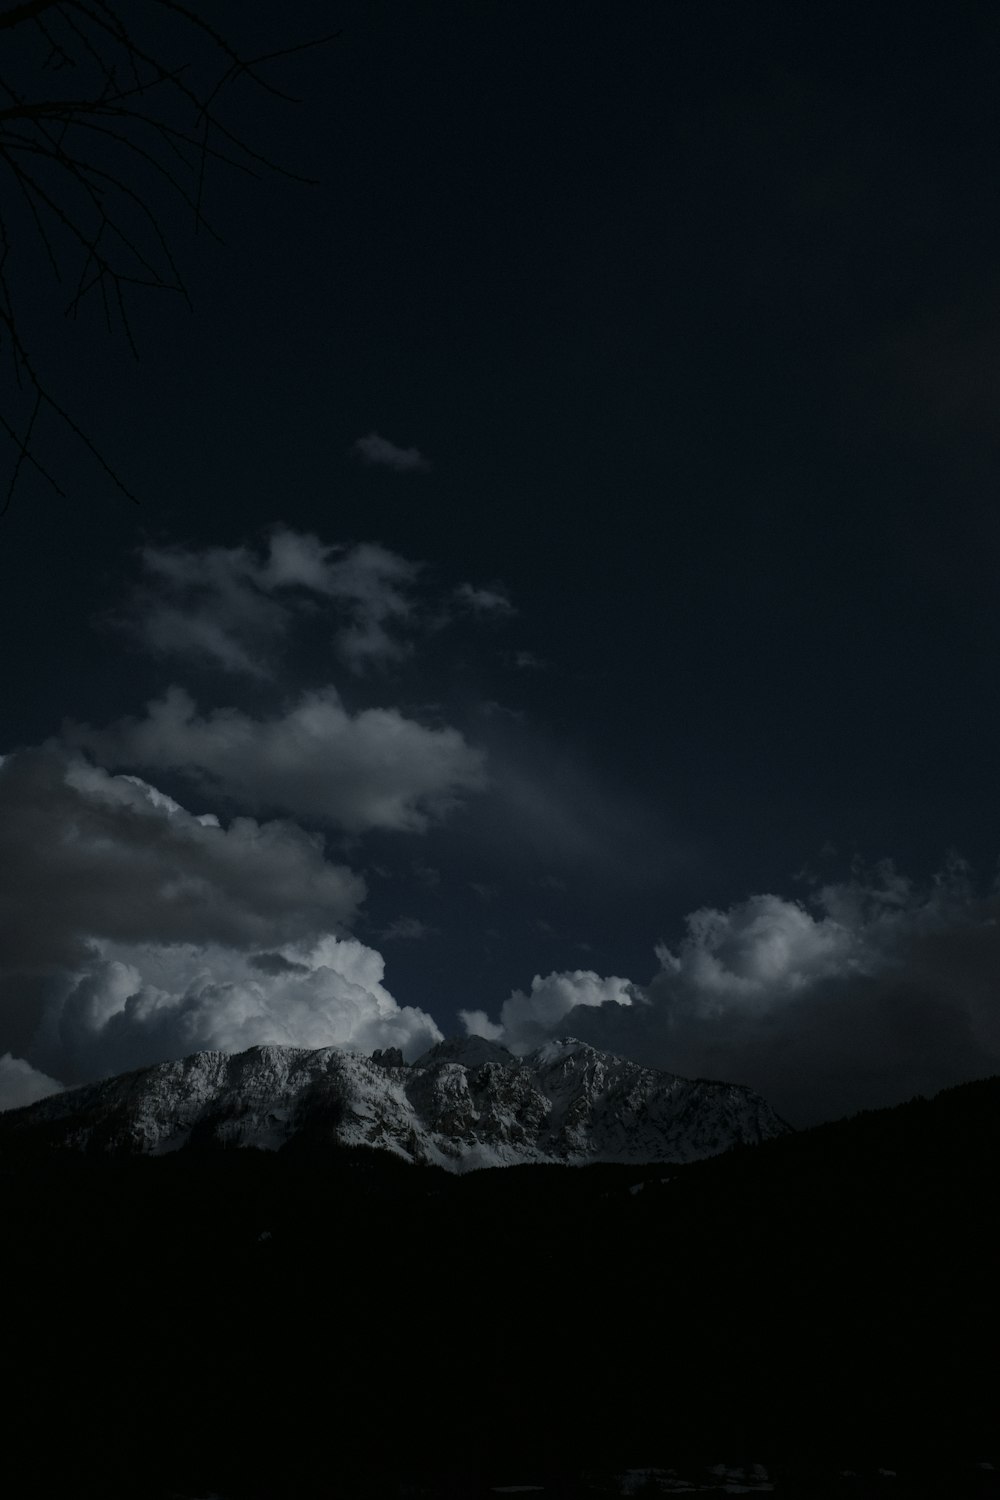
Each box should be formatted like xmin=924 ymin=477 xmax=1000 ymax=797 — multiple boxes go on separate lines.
xmin=413 ymin=1035 xmax=517 ymax=1070
xmin=531 ymin=1036 xmax=597 ymax=1064
xmin=1 ymin=1037 xmax=790 ymax=1171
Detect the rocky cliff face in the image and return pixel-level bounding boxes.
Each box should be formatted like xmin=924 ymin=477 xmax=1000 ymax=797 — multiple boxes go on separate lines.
xmin=0 ymin=1035 xmax=789 ymax=1169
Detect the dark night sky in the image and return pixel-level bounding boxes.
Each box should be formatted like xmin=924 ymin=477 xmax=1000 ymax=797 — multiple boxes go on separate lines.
xmin=3 ymin=0 xmax=1000 ymax=1124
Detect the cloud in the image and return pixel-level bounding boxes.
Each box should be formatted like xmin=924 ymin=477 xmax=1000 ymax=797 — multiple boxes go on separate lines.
xmin=512 ymin=650 xmax=546 ymax=670
xmin=123 ymin=529 xmax=524 ymax=676
xmin=351 ymin=431 xmax=429 ymax=471
xmin=649 ymin=890 xmax=870 ymax=1013
xmin=454 ymin=582 xmax=515 ymax=616
xmin=478 ymin=860 xmax=1000 ymax=1125
xmin=0 ymin=748 xmax=442 ymax=1087
xmin=68 ymin=685 xmax=487 ymax=835
xmin=0 ymin=748 xmax=363 ymax=975
xmin=134 ymin=539 xmax=288 ymax=677
xmin=0 ymin=1054 xmax=64 ymax=1112
xmin=380 ymin=917 xmax=434 ymax=942
xmin=461 ymin=969 xmax=637 ymax=1054
xmin=125 ymin=531 xmax=420 ymax=675
xmin=318 ymin=541 xmax=420 ymax=673
xmin=36 ymin=934 xmax=442 ymax=1084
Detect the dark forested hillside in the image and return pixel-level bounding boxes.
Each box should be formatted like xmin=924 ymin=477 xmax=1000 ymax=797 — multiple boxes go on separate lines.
xmin=3 ymin=1077 xmax=999 ymax=1497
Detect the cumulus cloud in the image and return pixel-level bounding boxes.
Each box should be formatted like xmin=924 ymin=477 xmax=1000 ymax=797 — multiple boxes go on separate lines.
xmin=461 ymin=969 xmax=637 ymax=1054
xmin=36 ymin=934 xmax=442 ymax=1084
xmin=487 ymin=861 xmax=1000 ymax=1125
xmin=126 ymin=530 xmax=421 ymax=675
xmin=68 ymin=685 xmax=487 ymax=835
xmin=0 ymin=1054 xmax=64 ymax=1112
xmin=0 ymin=749 xmax=442 ymax=1087
xmin=0 ymin=748 xmax=363 ymax=974
xmin=454 ymin=582 xmax=515 ymax=616
xmin=351 ymin=431 xmax=429 ymax=471
xmin=650 ymin=890 xmax=871 ymax=1013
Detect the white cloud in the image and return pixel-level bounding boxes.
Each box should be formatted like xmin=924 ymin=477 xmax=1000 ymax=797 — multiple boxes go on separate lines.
xmin=461 ymin=969 xmax=637 ymax=1054
xmin=0 ymin=747 xmax=363 ymax=975
xmin=351 ymin=431 xmax=429 ymax=471
xmin=126 ymin=531 xmax=421 ymax=675
xmin=454 ymin=582 xmax=515 ymax=616
xmin=0 ymin=1054 xmax=64 ymax=1112
xmin=38 ymin=934 xmax=442 ymax=1083
xmin=648 ymin=861 xmax=981 ymax=1021
xmin=512 ymin=650 xmax=546 ymax=670
xmin=380 ymin=917 xmax=434 ymax=942
xmin=458 ymin=1009 xmax=503 ymax=1043
xmin=135 ymin=539 xmax=287 ymax=676
xmin=0 ymin=748 xmax=442 ymax=1087
xmin=554 ymin=862 xmax=1000 ymax=1124
xmin=459 ymin=860 xmax=1000 ymax=1124
xmin=320 ymin=541 xmax=419 ymax=673
xmin=68 ymin=685 xmax=487 ymax=835
xmin=651 ymin=891 xmax=868 ymax=1015
xmin=124 ymin=529 xmax=525 ymax=676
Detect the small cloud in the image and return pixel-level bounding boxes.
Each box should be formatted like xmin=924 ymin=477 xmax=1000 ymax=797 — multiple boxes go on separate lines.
xmin=0 ymin=1054 xmax=64 ymax=1111
xmin=351 ymin=432 xmax=429 ymax=472
xmin=380 ymin=917 xmax=434 ymax=942
xmin=454 ymin=582 xmax=515 ymax=616
xmin=458 ymin=1008 xmax=504 ymax=1043
xmin=470 ymin=881 xmax=497 ymax=902
xmin=463 ymin=969 xmax=637 ymax=1055
xmin=512 ymin=650 xmax=546 ymax=671
xmin=477 ymin=700 xmax=525 ymax=722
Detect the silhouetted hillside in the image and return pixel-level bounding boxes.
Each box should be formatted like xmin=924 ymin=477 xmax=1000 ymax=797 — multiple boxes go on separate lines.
xmin=2 ymin=1075 xmax=998 ymax=1497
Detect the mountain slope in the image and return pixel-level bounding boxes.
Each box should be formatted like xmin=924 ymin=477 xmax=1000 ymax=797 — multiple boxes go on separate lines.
xmin=0 ymin=1073 xmax=997 ymax=1497
xmin=0 ymin=1035 xmax=788 ymax=1168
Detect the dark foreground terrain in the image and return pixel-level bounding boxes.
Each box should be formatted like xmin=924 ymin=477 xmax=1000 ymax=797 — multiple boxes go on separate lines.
xmin=2 ymin=1075 xmax=998 ymax=1497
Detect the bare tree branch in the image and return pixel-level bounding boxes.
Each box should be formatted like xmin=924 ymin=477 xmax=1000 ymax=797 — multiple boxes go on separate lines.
xmin=0 ymin=3 xmax=64 ymax=34
xmin=0 ymin=3 xmax=336 ymax=514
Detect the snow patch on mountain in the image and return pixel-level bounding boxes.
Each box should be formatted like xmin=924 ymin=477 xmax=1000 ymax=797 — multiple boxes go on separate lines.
xmin=0 ymin=1038 xmax=789 ymax=1170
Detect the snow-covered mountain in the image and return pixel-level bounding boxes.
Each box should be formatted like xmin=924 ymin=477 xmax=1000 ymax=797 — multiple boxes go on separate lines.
xmin=0 ymin=1036 xmax=789 ymax=1170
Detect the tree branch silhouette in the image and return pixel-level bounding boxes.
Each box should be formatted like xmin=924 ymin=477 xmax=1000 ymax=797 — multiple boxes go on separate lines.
xmin=0 ymin=1 xmax=335 ymax=516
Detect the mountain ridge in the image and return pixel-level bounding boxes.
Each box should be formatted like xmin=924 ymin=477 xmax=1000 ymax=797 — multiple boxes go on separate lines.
xmin=0 ymin=1034 xmax=789 ymax=1169
xmin=1 ymin=1064 xmax=997 ymax=1495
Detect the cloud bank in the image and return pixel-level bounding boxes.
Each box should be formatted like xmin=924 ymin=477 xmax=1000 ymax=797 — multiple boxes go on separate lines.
xmin=4 ymin=750 xmax=998 ymax=1125
xmin=463 ymin=863 xmax=1000 ymax=1124
xmin=0 ymin=747 xmax=363 ymax=971
xmin=0 ymin=749 xmax=441 ymax=1094
xmin=68 ymin=685 xmax=487 ymax=834
xmin=38 ymin=935 xmax=442 ymax=1085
